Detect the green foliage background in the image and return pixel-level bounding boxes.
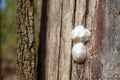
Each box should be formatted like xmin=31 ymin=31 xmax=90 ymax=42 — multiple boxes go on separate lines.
xmin=0 ymin=0 xmax=16 ymax=79
xmin=1 ymin=0 xmax=16 ymax=60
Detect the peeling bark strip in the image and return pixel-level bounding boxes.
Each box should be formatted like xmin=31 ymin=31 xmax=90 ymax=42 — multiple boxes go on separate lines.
xmin=17 ymin=0 xmax=37 ymax=80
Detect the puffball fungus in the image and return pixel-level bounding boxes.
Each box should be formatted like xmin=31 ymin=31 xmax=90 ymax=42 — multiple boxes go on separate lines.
xmin=71 ymin=25 xmax=91 ymax=43
xmin=72 ymin=42 xmax=87 ymax=63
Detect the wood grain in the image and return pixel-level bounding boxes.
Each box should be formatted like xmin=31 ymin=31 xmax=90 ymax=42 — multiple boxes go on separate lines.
xmin=37 ymin=0 xmax=120 ymax=80
xmin=58 ymin=0 xmax=74 ymax=80
xmin=101 ymin=0 xmax=120 ymax=79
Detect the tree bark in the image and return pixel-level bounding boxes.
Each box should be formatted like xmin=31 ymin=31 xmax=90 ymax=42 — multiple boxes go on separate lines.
xmin=17 ymin=0 xmax=37 ymax=80
xmin=17 ymin=0 xmax=120 ymax=80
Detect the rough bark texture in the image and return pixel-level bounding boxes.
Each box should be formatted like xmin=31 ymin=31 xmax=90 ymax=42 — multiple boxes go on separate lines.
xmin=17 ymin=0 xmax=37 ymax=80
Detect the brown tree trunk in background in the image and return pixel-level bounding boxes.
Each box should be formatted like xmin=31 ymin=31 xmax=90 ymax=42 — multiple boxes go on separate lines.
xmin=17 ymin=0 xmax=37 ymax=80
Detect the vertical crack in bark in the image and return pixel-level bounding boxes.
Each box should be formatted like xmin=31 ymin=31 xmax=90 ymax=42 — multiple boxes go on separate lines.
xmin=85 ymin=0 xmax=89 ymax=27
xmin=70 ymin=1 xmax=75 ymax=79
xmin=70 ymin=0 xmax=76 ymax=80
xmin=73 ymin=0 xmax=76 ymax=26
xmin=57 ymin=0 xmax=63 ymax=80
xmin=37 ymin=0 xmax=48 ymax=80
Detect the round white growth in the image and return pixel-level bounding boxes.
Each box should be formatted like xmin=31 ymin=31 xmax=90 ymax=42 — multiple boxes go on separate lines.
xmin=72 ymin=43 xmax=86 ymax=63
xmin=71 ymin=25 xmax=91 ymax=43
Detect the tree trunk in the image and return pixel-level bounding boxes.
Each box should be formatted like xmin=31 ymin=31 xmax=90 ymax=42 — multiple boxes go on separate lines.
xmin=38 ymin=0 xmax=120 ymax=80
xmin=17 ymin=0 xmax=37 ymax=80
xmin=17 ymin=0 xmax=120 ymax=80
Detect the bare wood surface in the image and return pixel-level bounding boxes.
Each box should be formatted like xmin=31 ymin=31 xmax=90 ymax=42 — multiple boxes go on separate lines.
xmin=71 ymin=0 xmax=87 ymax=80
xmin=44 ymin=0 xmax=62 ymax=80
xmin=38 ymin=0 xmax=62 ymax=80
xmin=38 ymin=0 xmax=120 ymax=80
xmin=58 ymin=0 xmax=74 ymax=80
xmin=84 ymin=0 xmax=104 ymax=79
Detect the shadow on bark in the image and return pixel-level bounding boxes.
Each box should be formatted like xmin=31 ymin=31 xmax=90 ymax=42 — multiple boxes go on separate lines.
xmin=37 ymin=0 xmax=48 ymax=80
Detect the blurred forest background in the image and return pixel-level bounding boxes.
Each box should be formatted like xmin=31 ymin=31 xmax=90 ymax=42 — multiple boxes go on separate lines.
xmin=0 ymin=0 xmax=17 ymax=80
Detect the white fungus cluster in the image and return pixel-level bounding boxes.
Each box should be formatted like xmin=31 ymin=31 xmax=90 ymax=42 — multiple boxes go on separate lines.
xmin=71 ymin=25 xmax=90 ymax=43
xmin=71 ymin=25 xmax=90 ymax=63
xmin=72 ymin=43 xmax=86 ymax=63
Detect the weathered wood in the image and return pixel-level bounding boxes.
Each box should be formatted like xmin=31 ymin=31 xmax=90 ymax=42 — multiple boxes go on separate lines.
xmin=71 ymin=0 xmax=87 ymax=80
xmin=17 ymin=0 xmax=120 ymax=80
xmin=44 ymin=0 xmax=62 ymax=79
xmin=58 ymin=0 xmax=74 ymax=80
xmin=101 ymin=0 xmax=120 ymax=79
xmin=38 ymin=0 xmax=62 ymax=80
xmin=84 ymin=0 xmax=104 ymax=79
xmin=17 ymin=0 xmax=37 ymax=80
